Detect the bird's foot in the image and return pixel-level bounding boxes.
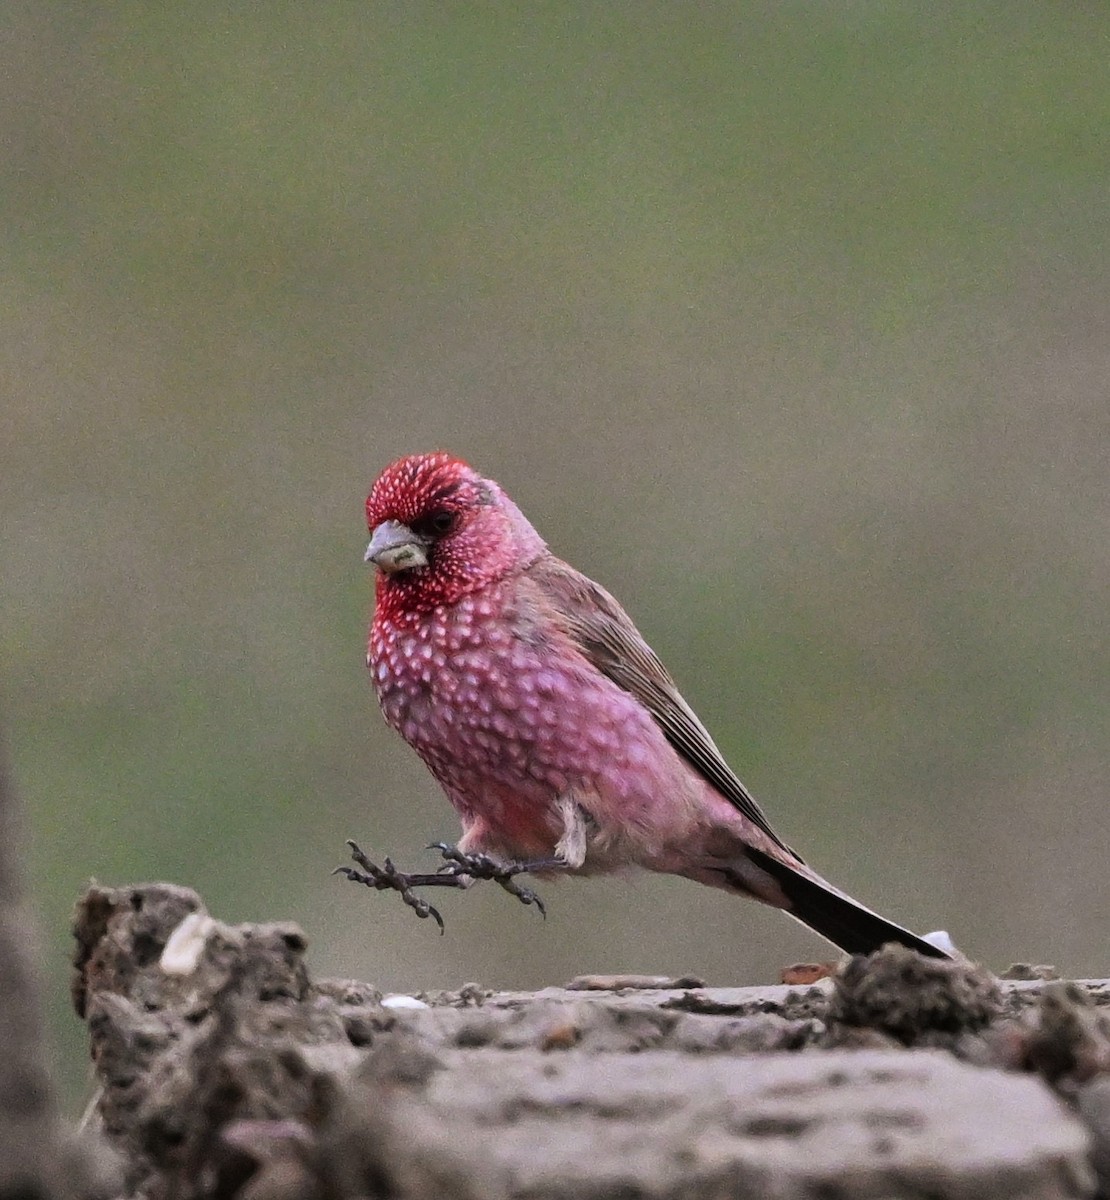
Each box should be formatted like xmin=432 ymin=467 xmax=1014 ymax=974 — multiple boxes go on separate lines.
xmin=335 ymin=840 xmax=564 ymax=929
xmin=334 ymin=839 xmax=473 ymax=933
xmin=428 ymin=842 xmax=565 ymax=917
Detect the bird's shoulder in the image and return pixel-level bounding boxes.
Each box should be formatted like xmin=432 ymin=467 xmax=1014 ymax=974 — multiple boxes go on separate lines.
xmin=516 ymin=553 xmax=672 ymax=675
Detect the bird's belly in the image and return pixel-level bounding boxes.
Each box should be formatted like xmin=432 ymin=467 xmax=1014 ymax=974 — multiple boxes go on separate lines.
xmin=372 ymin=611 xmax=702 ymax=867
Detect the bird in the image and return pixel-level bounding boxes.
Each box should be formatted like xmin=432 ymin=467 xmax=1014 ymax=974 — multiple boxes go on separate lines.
xmin=341 ymin=450 xmax=948 ymax=959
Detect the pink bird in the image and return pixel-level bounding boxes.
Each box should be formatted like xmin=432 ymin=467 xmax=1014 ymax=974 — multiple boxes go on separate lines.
xmin=341 ymin=451 xmax=947 ymax=958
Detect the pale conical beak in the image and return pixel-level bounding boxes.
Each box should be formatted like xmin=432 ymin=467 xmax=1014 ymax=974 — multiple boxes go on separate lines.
xmin=365 ymin=520 xmax=429 ymax=574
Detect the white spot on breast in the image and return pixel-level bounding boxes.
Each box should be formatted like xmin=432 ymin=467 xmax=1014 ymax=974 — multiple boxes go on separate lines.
xmin=626 ymin=741 xmax=650 ymax=767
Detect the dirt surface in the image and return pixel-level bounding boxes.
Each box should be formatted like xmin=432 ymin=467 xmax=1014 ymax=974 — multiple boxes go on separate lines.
xmin=70 ymin=883 xmax=1110 ymax=1199
xmin=1 ymin=746 xmax=120 ymax=1200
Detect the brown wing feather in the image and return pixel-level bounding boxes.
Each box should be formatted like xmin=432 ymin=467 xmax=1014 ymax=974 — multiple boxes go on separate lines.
xmin=525 ymin=555 xmax=797 ymax=858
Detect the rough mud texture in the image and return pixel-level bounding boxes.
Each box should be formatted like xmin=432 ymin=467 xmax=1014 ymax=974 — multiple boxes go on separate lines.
xmin=72 ymin=883 xmax=1110 ymax=1199
xmin=0 ymin=743 xmax=62 ymax=1200
xmin=1 ymin=746 xmax=122 ymax=1200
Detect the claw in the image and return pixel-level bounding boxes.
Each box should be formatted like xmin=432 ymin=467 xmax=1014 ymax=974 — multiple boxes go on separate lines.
xmin=335 ymin=841 xmax=449 ymax=933
xmin=506 ymin=881 xmax=546 ymax=918
xmin=415 ymin=899 xmax=445 ymax=933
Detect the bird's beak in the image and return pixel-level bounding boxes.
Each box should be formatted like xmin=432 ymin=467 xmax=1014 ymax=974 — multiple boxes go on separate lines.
xmin=365 ymin=520 xmax=429 ymax=574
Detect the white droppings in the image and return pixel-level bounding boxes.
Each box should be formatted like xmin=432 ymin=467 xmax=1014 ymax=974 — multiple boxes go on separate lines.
xmin=160 ymin=912 xmax=218 ymax=975
xmin=381 ymin=994 xmax=430 ymax=1010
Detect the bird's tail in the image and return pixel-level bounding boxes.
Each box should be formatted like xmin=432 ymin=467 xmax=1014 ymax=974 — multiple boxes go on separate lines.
xmin=744 ymin=844 xmax=950 ymax=959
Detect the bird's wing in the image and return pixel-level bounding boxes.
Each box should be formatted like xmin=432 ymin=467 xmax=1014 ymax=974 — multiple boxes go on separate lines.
xmin=525 ymin=555 xmax=797 ymax=857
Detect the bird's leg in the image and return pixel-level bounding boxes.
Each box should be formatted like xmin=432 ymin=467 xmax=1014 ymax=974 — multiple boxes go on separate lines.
xmin=428 ymin=842 xmax=568 ymax=917
xmin=334 ymin=840 xmax=476 ymax=933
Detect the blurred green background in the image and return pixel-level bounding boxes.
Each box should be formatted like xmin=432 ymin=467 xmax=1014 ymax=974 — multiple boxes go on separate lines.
xmin=3 ymin=4 xmax=1107 ymax=1108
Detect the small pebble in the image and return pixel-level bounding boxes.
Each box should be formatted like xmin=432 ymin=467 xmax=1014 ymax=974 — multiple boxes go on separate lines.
xmin=381 ymin=994 xmax=430 ymax=1010
xmin=781 ymin=962 xmax=839 ymax=986
xmin=565 ymin=973 xmax=705 ymax=991
xmin=1001 ymin=963 xmax=1060 ymax=981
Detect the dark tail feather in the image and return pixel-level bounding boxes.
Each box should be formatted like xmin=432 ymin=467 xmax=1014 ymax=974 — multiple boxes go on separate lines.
xmin=746 ymin=845 xmax=950 ymax=959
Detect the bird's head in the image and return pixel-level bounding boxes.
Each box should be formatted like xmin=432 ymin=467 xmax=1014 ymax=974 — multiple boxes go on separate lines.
xmin=365 ymin=452 xmax=547 ymax=611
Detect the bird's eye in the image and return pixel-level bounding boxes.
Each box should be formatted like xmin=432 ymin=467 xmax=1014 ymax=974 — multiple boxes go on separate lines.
xmin=423 ymin=509 xmax=458 ymax=536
